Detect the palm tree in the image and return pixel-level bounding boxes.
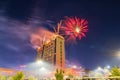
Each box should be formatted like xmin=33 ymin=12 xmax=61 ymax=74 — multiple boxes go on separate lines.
xmin=12 ymin=72 xmax=25 ymax=80
xmin=55 ymin=69 xmax=64 ymax=80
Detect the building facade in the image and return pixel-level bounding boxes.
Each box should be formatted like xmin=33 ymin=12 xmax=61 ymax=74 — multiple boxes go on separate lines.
xmin=36 ymin=35 xmax=65 ymax=70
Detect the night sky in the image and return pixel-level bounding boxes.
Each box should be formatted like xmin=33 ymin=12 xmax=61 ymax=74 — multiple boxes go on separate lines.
xmin=0 ymin=0 xmax=120 ymax=69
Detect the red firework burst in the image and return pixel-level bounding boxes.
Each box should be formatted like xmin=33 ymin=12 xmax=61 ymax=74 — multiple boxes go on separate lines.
xmin=62 ymin=17 xmax=88 ymax=42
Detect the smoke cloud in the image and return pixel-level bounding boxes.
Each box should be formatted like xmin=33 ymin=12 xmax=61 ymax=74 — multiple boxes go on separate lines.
xmin=0 ymin=10 xmax=55 ymax=53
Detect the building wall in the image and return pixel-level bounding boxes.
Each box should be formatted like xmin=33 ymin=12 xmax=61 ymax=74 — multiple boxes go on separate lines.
xmin=0 ymin=68 xmax=20 ymax=76
xmin=36 ymin=47 xmax=43 ymax=60
xmin=36 ymin=35 xmax=65 ymax=70
xmin=55 ymin=35 xmax=65 ymax=70
xmin=43 ymin=40 xmax=55 ymax=64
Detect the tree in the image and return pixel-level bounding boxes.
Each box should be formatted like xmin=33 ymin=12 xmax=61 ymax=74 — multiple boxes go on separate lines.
xmin=55 ymin=69 xmax=59 ymax=80
xmin=8 ymin=77 xmax=13 ymax=80
xmin=12 ymin=72 xmax=25 ymax=80
xmin=28 ymin=76 xmax=35 ymax=80
xmin=0 ymin=75 xmax=6 ymax=80
xmin=55 ymin=69 xmax=64 ymax=80
xmin=110 ymin=66 xmax=120 ymax=76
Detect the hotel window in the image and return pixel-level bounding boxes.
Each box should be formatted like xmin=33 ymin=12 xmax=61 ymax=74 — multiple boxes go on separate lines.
xmin=60 ymin=41 xmax=62 ymax=44
xmin=60 ymin=51 xmax=62 ymax=53
xmin=60 ymin=61 xmax=62 ymax=67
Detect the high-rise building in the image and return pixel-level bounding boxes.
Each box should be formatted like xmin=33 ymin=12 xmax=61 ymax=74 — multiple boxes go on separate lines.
xmin=36 ymin=35 xmax=65 ymax=70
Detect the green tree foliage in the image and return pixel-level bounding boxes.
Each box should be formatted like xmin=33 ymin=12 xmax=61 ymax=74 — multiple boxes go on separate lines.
xmin=12 ymin=72 xmax=25 ymax=80
xmin=28 ymin=76 xmax=35 ymax=80
xmin=110 ymin=66 xmax=120 ymax=76
xmin=55 ymin=69 xmax=64 ymax=80
xmin=0 ymin=75 xmax=6 ymax=80
xmin=8 ymin=77 xmax=13 ymax=80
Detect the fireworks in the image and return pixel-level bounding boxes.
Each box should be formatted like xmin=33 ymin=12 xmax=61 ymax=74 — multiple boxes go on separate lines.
xmin=61 ymin=17 xmax=88 ymax=42
xmin=30 ymin=17 xmax=88 ymax=48
xmin=30 ymin=28 xmax=56 ymax=49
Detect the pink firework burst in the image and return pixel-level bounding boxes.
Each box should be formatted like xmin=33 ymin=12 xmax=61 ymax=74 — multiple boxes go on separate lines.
xmin=62 ymin=17 xmax=88 ymax=42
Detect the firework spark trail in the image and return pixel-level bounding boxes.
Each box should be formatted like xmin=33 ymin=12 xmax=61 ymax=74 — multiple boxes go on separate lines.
xmin=30 ymin=27 xmax=56 ymax=49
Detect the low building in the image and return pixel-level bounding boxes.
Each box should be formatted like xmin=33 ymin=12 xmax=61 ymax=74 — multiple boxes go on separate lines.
xmin=0 ymin=68 xmax=20 ymax=76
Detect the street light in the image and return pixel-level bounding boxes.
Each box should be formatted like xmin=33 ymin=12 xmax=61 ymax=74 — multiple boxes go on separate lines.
xmin=106 ymin=65 xmax=110 ymax=69
xmin=36 ymin=60 xmax=43 ymax=64
xmin=97 ymin=67 xmax=102 ymax=71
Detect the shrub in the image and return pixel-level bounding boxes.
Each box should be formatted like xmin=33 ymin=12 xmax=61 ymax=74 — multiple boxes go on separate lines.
xmin=12 ymin=72 xmax=25 ymax=80
xmin=55 ymin=69 xmax=64 ymax=80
